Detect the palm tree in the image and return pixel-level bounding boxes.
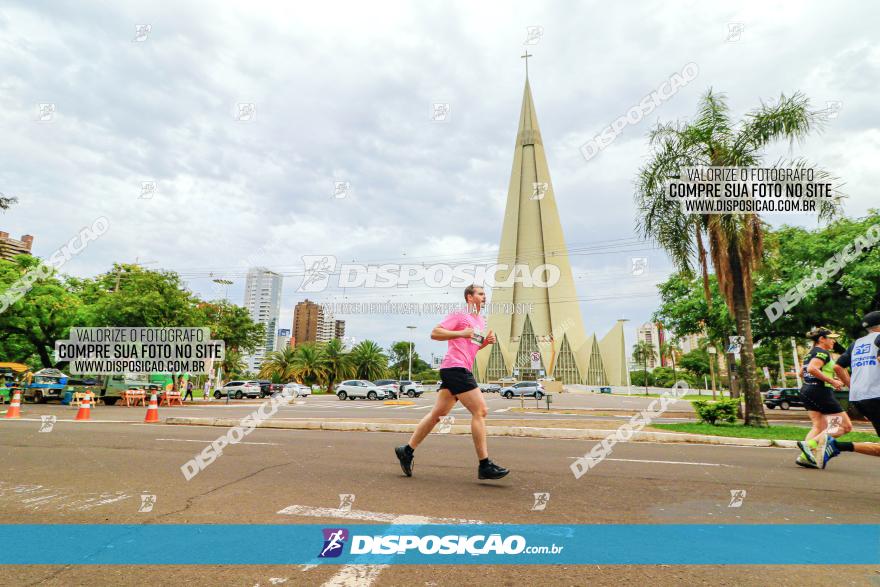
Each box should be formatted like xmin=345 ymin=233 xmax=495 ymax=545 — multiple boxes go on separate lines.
xmin=290 ymin=343 xmax=328 ymax=387
xmin=660 ymin=340 xmax=681 ymax=382
xmin=636 ymin=89 xmax=841 ymax=426
xmin=322 ymin=338 xmax=354 ymax=394
xmin=349 ymin=340 xmax=388 ymax=381
xmin=632 ymin=341 xmax=656 ymax=395
xmin=259 ymin=346 xmax=297 ymax=382
xmin=222 ymin=347 xmax=247 ymax=379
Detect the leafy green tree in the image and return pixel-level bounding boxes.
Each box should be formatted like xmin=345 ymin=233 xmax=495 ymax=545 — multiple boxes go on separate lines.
xmin=629 ymin=370 xmax=653 ymax=388
xmin=637 ymin=89 xmax=841 ymax=426
xmin=195 ymin=300 xmax=265 ymax=355
xmin=753 ymin=211 xmax=880 ymax=342
xmin=679 ymin=349 xmax=710 ymax=379
xmin=0 ymin=256 xmax=81 ymax=368
xmin=350 ymin=340 xmax=388 ymax=381
xmin=388 ymin=341 xmax=428 ymax=378
xmin=74 ymin=264 xmax=201 ymax=328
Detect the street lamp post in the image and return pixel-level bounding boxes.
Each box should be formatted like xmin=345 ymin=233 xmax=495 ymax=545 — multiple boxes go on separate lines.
xmin=406 ymin=326 xmax=417 ymax=381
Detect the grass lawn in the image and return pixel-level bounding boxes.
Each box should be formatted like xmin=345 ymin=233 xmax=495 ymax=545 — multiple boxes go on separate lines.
xmin=652 ymin=422 xmax=879 ymax=443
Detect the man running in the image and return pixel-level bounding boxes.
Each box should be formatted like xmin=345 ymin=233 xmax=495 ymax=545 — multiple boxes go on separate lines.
xmin=795 ymin=328 xmax=851 ymax=469
xmin=395 ymin=284 xmax=509 ymax=480
xmin=816 ymin=311 xmax=880 ymax=468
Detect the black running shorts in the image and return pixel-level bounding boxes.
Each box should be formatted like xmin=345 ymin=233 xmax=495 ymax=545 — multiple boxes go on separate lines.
xmin=852 ymin=397 xmax=880 ymax=436
xmin=439 ymin=368 xmax=479 ymax=395
xmin=799 ymin=384 xmax=844 ymax=415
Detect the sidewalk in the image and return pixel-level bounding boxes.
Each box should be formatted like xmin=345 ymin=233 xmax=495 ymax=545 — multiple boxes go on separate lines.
xmin=164 ymin=415 xmax=797 ymax=449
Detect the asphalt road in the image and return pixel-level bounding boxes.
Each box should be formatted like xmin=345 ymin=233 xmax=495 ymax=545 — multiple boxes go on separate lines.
xmin=1 ymin=414 xmax=879 ymax=586
xmin=2 ymin=392 xmax=844 ymax=431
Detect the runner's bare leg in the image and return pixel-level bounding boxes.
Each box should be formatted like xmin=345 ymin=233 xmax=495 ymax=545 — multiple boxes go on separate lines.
xmin=407 ymin=388 xmax=457 ymax=449
xmin=456 ymin=388 xmax=489 ymax=460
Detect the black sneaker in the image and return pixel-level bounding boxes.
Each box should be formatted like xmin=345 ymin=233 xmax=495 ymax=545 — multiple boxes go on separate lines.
xmin=395 ymin=446 xmax=414 ymax=477
xmin=478 ymin=459 xmax=509 ymax=480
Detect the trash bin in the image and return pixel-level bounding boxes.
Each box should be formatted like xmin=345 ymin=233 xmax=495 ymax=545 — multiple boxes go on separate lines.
xmin=62 ymin=390 xmax=73 ymax=405
xmin=545 ymin=393 xmax=552 ymax=410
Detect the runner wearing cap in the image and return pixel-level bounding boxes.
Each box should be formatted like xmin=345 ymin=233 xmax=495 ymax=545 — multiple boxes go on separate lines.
xmin=814 ymin=311 xmax=880 ymax=468
xmin=394 ymin=284 xmax=510 ymax=480
xmin=795 ymin=328 xmax=851 ymax=469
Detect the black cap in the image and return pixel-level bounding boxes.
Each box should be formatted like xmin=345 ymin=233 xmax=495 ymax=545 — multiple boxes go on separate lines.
xmin=862 ymin=311 xmax=880 ymax=329
xmin=807 ymin=327 xmax=838 ymax=341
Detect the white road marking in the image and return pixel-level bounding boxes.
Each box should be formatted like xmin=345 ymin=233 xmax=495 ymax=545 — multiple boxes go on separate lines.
xmin=276 ymin=505 xmax=483 ymax=524
xmin=155 ymin=438 xmax=280 ymax=446
xmin=0 ymin=482 xmax=134 ymax=511
xmin=278 ymin=505 xmax=485 ymax=587
xmin=411 ymin=405 xmax=432 ymax=410
xmin=566 ymin=456 xmax=734 ymax=467
xmin=494 ymin=407 xmax=511 ymax=413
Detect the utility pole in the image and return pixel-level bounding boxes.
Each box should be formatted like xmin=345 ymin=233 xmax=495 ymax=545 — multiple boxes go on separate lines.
xmin=708 ymin=345 xmax=718 ymax=400
xmin=406 ymin=325 xmax=417 ymax=381
xmin=777 ymin=347 xmax=787 ymax=387
xmin=791 ymin=337 xmax=802 ymax=388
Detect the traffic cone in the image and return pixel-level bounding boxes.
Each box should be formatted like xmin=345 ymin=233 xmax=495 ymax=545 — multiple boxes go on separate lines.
xmin=144 ymin=393 xmax=160 ymax=423
xmin=4 ymin=390 xmax=21 ymax=419
xmin=75 ymin=393 xmax=92 ymax=421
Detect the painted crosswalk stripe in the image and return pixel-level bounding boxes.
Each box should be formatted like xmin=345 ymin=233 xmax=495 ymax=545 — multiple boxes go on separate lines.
xmin=278 ymin=504 xmax=485 ymax=587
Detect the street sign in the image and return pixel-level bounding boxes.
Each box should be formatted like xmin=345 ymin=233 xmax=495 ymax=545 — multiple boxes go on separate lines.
xmin=727 ymin=336 xmax=744 ymax=355
xmin=530 ymin=351 xmax=541 ymax=370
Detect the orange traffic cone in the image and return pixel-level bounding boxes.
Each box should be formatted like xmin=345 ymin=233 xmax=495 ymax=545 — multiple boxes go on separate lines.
xmin=4 ymin=390 xmax=21 ymax=419
xmin=75 ymin=393 xmax=92 ymax=421
xmin=144 ymin=393 xmax=160 ymax=423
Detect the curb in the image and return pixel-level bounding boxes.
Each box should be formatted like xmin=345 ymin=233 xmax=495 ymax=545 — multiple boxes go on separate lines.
xmin=164 ymin=417 xmax=786 ymax=448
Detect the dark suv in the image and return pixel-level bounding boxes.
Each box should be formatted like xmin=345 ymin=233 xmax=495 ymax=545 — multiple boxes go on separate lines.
xmin=764 ymin=388 xmax=803 ymax=410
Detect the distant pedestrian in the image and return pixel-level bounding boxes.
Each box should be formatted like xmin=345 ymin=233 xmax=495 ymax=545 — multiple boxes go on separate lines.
xmin=204 ymin=379 xmax=212 ymax=401
xmin=183 ymin=378 xmax=194 ymax=402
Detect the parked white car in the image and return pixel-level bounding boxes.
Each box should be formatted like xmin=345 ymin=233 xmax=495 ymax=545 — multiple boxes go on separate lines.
xmin=336 ymin=380 xmax=389 ymax=401
xmin=213 ymin=380 xmax=261 ymax=399
xmin=283 ymin=382 xmax=312 ymax=397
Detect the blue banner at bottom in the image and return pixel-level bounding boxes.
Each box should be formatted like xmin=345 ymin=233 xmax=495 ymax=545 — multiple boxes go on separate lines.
xmin=0 ymin=524 xmax=877 ymax=565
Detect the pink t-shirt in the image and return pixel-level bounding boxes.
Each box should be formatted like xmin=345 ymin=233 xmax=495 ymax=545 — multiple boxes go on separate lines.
xmin=438 ymin=310 xmax=485 ymax=371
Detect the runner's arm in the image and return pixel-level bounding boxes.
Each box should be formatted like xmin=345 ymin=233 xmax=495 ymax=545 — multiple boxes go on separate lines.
xmin=431 ymin=324 xmax=469 ymax=341
xmin=834 ymin=343 xmax=854 ymax=387
xmin=806 ymin=356 xmax=838 ymax=387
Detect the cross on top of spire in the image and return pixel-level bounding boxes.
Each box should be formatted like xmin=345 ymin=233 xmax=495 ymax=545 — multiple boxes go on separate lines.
xmin=521 ymin=50 xmax=533 ymax=79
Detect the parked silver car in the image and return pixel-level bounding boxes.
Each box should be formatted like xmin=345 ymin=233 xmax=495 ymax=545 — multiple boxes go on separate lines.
xmin=499 ymin=381 xmax=545 ymax=399
xmin=336 ymin=380 xmax=389 ymax=401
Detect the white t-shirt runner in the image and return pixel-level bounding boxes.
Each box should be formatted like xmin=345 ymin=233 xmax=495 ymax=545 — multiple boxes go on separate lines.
xmin=837 ymin=332 xmax=880 ymax=402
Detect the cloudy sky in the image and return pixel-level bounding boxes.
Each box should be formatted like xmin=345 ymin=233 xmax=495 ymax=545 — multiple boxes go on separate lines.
xmin=2 ymin=1 xmax=878 ymax=362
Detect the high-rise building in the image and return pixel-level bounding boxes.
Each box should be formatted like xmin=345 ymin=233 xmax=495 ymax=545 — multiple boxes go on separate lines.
xmin=636 ymin=322 xmax=666 ymax=370
xmin=293 ymin=300 xmax=341 ymax=345
xmin=275 ymin=329 xmax=292 ymax=352
xmin=475 ymin=67 xmax=627 ymax=385
xmin=0 ymin=232 xmax=33 ymax=260
xmin=293 ymin=299 xmax=322 ymax=346
xmin=242 ymin=267 xmax=282 ymax=372
xmin=317 ymin=306 xmax=335 ymax=343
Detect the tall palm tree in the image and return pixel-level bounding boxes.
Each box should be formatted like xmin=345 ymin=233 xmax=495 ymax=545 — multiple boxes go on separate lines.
xmin=322 ymin=338 xmax=354 ymax=394
xmin=659 ymin=340 xmax=681 ymax=382
xmin=631 ymin=341 xmax=655 ymax=395
xmin=349 ymin=340 xmax=388 ymax=381
xmin=222 ymin=347 xmax=247 ymax=379
xmin=290 ymin=343 xmax=328 ymax=387
xmin=636 ymin=89 xmax=841 ymax=426
xmin=259 ymin=346 xmax=298 ymax=382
